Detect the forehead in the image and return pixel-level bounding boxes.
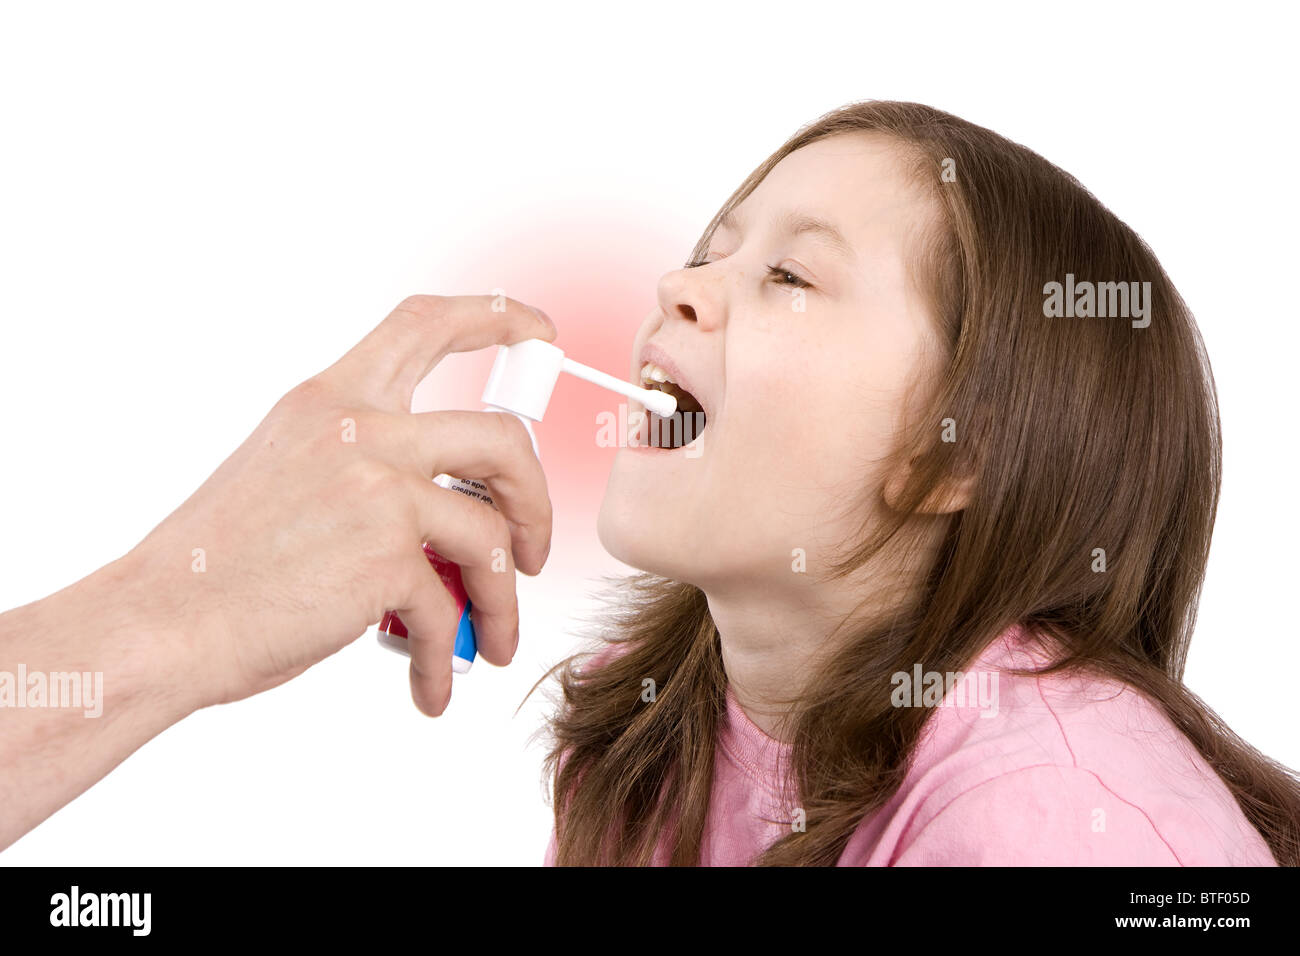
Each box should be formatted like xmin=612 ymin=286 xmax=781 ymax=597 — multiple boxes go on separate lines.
xmin=728 ymin=132 xmax=927 ymax=254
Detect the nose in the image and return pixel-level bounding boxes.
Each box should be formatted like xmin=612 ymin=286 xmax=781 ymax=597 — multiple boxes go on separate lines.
xmin=656 ymin=261 xmax=723 ymax=331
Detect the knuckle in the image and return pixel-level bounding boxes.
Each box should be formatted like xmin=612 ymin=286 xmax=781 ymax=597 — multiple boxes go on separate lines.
xmin=268 ymin=377 xmax=350 ymax=450
xmin=501 ymin=602 xmax=521 ymax=637
xmin=394 ymin=561 xmax=433 ymax=608
xmin=493 ymin=411 xmax=532 ymax=450
xmin=479 ymin=504 xmax=509 ymax=545
xmin=393 ymin=294 xmax=444 ymax=322
xmin=482 ymin=509 xmax=514 ymax=560
xmin=280 ymin=375 xmax=329 ymax=413
xmin=351 ymin=458 xmax=403 ymax=500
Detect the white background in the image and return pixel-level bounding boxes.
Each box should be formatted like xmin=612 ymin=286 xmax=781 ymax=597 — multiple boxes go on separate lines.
xmin=1 ymin=1 xmax=1296 ymax=864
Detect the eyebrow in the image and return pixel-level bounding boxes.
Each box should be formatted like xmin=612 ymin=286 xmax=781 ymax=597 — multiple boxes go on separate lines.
xmin=716 ymin=208 xmax=856 ymax=261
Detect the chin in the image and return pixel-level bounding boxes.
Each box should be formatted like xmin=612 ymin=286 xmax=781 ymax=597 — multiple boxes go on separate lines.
xmin=597 ymin=478 xmax=692 ymax=580
xmin=597 ymin=485 xmax=661 ymax=573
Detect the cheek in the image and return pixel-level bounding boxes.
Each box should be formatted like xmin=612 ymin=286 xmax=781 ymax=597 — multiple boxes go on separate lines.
xmin=719 ymin=364 xmax=905 ymax=503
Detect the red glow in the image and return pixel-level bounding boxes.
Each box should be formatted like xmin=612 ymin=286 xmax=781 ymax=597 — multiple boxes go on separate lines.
xmin=410 ymin=202 xmax=694 ymax=573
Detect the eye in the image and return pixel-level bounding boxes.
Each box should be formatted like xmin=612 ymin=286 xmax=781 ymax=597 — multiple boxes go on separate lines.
xmin=766 ymin=264 xmax=812 ymax=289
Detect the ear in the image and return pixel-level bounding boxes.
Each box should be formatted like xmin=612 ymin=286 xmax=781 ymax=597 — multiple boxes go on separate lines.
xmin=883 ymin=458 xmax=977 ymax=515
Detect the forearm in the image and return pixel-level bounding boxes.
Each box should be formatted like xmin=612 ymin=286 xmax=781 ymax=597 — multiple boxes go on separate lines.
xmin=0 ymin=553 xmax=201 ymax=850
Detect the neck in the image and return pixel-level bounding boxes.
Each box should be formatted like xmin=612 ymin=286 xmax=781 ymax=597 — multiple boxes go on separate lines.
xmin=704 ymin=536 xmax=940 ymax=742
xmin=706 ymin=589 xmax=829 ymax=741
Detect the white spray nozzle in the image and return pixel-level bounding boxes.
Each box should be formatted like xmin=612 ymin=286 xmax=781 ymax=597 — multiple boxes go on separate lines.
xmin=560 ymin=357 xmax=678 ymax=418
xmin=480 ymin=339 xmax=678 ymax=421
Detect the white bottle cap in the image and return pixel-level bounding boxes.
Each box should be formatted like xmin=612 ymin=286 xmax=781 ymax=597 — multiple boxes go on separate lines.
xmin=480 ymin=339 xmax=566 ymax=422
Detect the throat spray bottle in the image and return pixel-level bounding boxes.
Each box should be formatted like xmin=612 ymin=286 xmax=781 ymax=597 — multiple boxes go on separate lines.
xmin=377 ymin=337 xmax=677 ymax=672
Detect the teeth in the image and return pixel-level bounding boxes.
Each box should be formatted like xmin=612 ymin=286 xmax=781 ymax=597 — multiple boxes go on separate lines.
xmin=640 ymin=362 xmax=673 ymax=385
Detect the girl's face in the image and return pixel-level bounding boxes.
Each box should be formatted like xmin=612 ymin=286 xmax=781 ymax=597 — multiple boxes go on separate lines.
xmin=599 ymin=133 xmax=944 ymax=595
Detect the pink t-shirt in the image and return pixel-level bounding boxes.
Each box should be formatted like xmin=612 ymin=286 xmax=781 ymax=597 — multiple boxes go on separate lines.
xmin=544 ymin=625 xmax=1277 ymax=865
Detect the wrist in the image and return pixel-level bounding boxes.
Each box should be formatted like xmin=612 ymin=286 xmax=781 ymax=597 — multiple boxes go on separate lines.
xmin=51 ymin=551 xmax=211 ymax=725
xmin=0 ymin=555 xmax=206 ymax=849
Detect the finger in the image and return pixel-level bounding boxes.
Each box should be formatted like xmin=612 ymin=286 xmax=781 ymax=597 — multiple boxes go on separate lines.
xmin=382 ymin=410 xmax=551 ymax=575
xmin=410 ymin=475 xmax=521 ymax=668
xmin=394 ymin=555 xmax=459 ymax=716
xmin=334 ymin=294 xmax=557 ymax=410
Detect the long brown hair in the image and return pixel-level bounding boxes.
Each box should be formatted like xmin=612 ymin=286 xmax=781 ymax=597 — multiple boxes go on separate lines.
xmin=537 ymin=101 xmax=1300 ymax=865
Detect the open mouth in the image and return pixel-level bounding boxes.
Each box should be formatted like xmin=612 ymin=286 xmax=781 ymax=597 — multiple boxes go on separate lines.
xmin=640 ymin=362 xmax=708 ymax=449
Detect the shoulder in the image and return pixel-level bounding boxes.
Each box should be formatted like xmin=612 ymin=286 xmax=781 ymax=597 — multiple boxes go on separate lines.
xmin=844 ymin=626 xmax=1276 ymax=866
xmin=889 ymin=763 xmax=1180 ymax=865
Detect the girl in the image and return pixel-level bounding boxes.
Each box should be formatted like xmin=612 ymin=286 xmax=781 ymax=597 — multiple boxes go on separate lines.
xmin=540 ymin=101 xmax=1297 ymax=865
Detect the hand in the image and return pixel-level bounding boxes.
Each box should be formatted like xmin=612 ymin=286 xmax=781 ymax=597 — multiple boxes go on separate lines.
xmin=122 ymin=294 xmax=557 ymax=716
